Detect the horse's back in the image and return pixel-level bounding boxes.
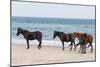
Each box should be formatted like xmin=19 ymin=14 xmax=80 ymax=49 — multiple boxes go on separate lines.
xmin=80 ymin=33 xmax=93 ymax=43
xmin=34 ymin=31 xmax=42 ymax=38
xmin=31 ymin=31 xmax=42 ymax=35
xmin=63 ymin=33 xmax=74 ymax=42
xmin=35 ymin=31 xmax=42 ymax=35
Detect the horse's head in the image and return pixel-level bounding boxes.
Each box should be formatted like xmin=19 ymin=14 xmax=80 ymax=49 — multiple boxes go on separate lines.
xmin=73 ymin=32 xmax=81 ymax=39
xmin=53 ymin=31 xmax=58 ymax=39
xmin=16 ymin=28 xmax=22 ymax=36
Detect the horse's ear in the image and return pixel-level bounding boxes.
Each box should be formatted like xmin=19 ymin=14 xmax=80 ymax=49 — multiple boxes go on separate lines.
xmin=73 ymin=32 xmax=76 ymax=34
xmin=54 ymin=31 xmax=57 ymax=33
xmin=84 ymin=33 xmax=87 ymax=37
xmin=75 ymin=32 xmax=77 ymax=33
xmin=17 ymin=28 xmax=22 ymax=30
xmin=17 ymin=28 xmax=20 ymax=29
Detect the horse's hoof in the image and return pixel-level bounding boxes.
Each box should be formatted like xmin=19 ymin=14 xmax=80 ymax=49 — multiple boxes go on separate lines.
xmin=79 ymin=50 xmax=81 ymax=52
xmin=39 ymin=47 xmax=41 ymax=49
xmin=62 ymin=49 xmax=64 ymax=50
xmin=84 ymin=52 xmax=86 ymax=54
xmin=38 ymin=46 xmax=41 ymax=49
xmin=70 ymin=48 xmax=72 ymax=51
xmin=81 ymin=52 xmax=83 ymax=54
xmin=27 ymin=47 xmax=29 ymax=49
xmin=74 ymin=49 xmax=76 ymax=51
xmin=91 ymin=51 xmax=93 ymax=53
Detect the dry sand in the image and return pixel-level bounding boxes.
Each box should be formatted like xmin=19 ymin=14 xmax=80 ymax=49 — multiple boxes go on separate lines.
xmin=12 ymin=44 xmax=95 ymax=66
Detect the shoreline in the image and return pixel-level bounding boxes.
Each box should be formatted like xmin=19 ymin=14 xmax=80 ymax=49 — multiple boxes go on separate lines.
xmin=12 ymin=38 xmax=96 ymax=47
xmin=12 ymin=43 xmax=95 ymax=66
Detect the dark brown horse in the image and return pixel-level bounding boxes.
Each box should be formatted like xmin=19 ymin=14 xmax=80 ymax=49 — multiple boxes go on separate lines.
xmin=53 ymin=31 xmax=75 ymax=50
xmin=74 ymin=32 xmax=93 ymax=53
xmin=16 ymin=28 xmax=42 ymax=49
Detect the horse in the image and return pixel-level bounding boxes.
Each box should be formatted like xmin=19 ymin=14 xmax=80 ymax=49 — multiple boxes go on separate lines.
xmin=16 ymin=28 xmax=42 ymax=49
xmin=74 ymin=32 xmax=93 ymax=53
xmin=76 ymin=33 xmax=88 ymax=54
xmin=53 ymin=31 xmax=75 ymax=50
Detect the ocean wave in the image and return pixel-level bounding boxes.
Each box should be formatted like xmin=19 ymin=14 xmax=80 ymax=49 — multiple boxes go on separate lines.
xmin=12 ymin=38 xmax=95 ymax=47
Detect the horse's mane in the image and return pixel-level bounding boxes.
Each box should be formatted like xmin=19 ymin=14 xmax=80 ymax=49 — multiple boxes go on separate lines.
xmin=23 ymin=29 xmax=29 ymax=33
xmin=74 ymin=32 xmax=83 ymax=39
xmin=55 ymin=31 xmax=64 ymax=34
xmin=83 ymin=33 xmax=87 ymax=37
xmin=18 ymin=28 xmax=29 ymax=33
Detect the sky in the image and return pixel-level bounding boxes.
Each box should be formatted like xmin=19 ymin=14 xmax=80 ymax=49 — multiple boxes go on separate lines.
xmin=12 ymin=1 xmax=95 ymax=19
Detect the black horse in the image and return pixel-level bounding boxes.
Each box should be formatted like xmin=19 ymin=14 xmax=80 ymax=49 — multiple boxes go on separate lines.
xmin=53 ymin=31 xmax=75 ymax=50
xmin=16 ymin=28 xmax=42 ymax=49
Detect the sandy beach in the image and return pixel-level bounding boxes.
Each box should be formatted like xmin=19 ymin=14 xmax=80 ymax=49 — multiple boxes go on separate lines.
xmin=12 ymin=43 xmax=95 ymax=66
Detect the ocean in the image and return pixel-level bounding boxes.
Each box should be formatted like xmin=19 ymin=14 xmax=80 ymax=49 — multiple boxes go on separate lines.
xmin=12 ymin=16 xmax=95 ymax=46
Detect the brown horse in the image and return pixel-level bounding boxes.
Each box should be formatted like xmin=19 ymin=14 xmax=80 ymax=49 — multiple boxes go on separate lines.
xmin=74 ymin=32 xmax=93 ymax=53
xmin=53 ymin=31 xmax=75 ymax=50
xmin=16 ymin=28 xmax=42 ymax=49
xmin=76 ymin=33 xmax=88 ymax=54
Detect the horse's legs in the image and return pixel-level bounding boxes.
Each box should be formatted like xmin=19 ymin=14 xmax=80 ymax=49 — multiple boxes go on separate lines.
xmin=83 ymin=44 xmax=87 ymax=54
xmin=73 ymin=41 xmax=76 ymax=51
xmin=37 ymin=36 xmax=42 ymax=49
xmin=38 ymin=41 xmax=42 ymax=49
xmin=26 ymin=39 xmax=29 ymax=49
xmin=76 ymin=43 xmax=80 ymax=49
xmin=75 ymin=43 xmax=81 ymax=52
xmin=70 ymin=42 xmax=73 ymax=51
xmin=76 ymin=42 xmax=82 ymax=52
xmin=87 ymin=44 xmax=91 ymax=48
xmin=68 ymin=44 xmax=72 ymax=47
xmin=90 ymin=42 xmax=93 ymax=53
xmin=62 ymin=41 xmax=64 ymax=50
xmin=81 ymin=44 xmax=87 ymax=54
xmin=87 ymin=42 xmax=93 ymax=53
xmin=37 ymin=39 xmax=42 ymax=49
xmin=81 ymin=44 xmax=84 ymax=54
xmin=79 ymin=45 xmax=82 ymax=52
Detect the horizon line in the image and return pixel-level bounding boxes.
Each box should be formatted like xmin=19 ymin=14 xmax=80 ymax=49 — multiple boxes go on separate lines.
xmin=12 ymin=16 xmax=95 ymax=20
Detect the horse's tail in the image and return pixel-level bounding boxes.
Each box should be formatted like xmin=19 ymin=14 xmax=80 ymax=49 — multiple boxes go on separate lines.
xmin=86 ymin=35 xmax=93 ymax=48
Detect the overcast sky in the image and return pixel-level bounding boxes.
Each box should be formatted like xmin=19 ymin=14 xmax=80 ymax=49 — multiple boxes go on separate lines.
xmin=12 ymin=1 xmax=95 ymax=19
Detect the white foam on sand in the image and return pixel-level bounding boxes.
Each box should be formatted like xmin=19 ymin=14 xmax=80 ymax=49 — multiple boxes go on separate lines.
xmin=12 ymin=38 xmax=95 ymax=48
xmin=12 ymin=38 xmax=68 ymax=47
